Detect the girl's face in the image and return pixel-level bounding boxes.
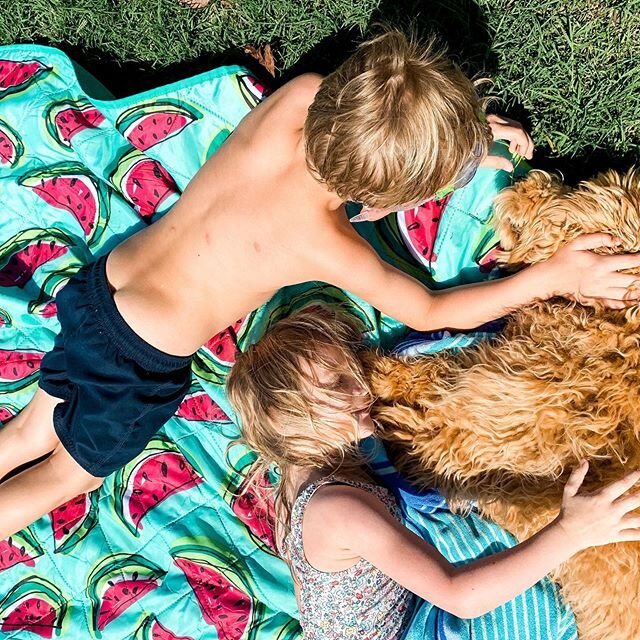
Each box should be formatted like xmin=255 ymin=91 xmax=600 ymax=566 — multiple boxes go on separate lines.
xmin=300 ymin=346 xmax=375 ymax=440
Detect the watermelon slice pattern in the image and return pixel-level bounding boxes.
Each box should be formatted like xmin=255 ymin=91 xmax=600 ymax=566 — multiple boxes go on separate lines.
xmin=237 ymin=75 xmax=270 ymax=108
xmin=20 ymin=164 xmax=109 ymax=244
xmin=26 ymin=264 xmax=78 ymax=317
xmin=0 ymin=348 xmax=43 ymax=393
xmin=0 ymin=118 xmax=23 ymax=167
xmin=0 ymin=575 xmax=67 ymax=638
xmin=193 ymin=315 xmax=251 ymax=384
xmin=0 ymin=307 xmax=11 ymax=327
xmin=230 ymin=467 xmax=277 ymax=553
xmin=172 ymin=542 xmax=261 ymax=640
xmin=114 ymin=436 xmax=204 ymax=536
xmin=0 ymin=241 xmax=68 ymax=288
xmin=2 ymin=598 xmax=60 ymax=638
xmin=397 ymin=195 xmax=451 ymax=269
xmin=49 ymin=490 xmax=100 ymax=554
xmin=0 ymin=59 xmax=50 ymax=99
xmin=133 ymin=615 xmax=194 ymax=640
xmin=88 ymin=553 xmax=166 ymax=636
xmin=473 ymin=233 xmax=502 ymax=274
xmin=0 ymin=403 xmax=19 ymax=423
xmin=205 ymin=316 xmax=246 ymax=366
xmin=0 ymin=348 xmax=43 ymax=379
xmin=0 ymin=228 xmax=77 ymax=289
xmin=0 ymin=528 xmax=44 ymax=572
xmin=39 ymin=299 xmax=57 ymax=317
xmin=46 ymin=99 xmax=106 ymax=148
xmin=176 ymin=557 xmax=253 ymax=637
xmin=177 ymin=383 xmax=231 ymax=422
xmin=110 ymin=149 xmax=180 ymax=222
xmin=116 ymin=100 xmax=201 ymax=151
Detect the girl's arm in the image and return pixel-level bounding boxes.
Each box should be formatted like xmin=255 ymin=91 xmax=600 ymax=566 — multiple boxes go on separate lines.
xmin=328 ymin=231 xmax=640 ymax=332
xmin=303 ymin=463 xmax=640 ymax=619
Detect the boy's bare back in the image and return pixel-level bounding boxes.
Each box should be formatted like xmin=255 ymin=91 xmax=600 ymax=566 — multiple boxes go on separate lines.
xmin=107 ymin=73 xmax=365 ymax=356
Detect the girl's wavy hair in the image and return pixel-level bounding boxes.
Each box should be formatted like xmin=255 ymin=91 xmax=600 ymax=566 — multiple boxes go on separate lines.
xmin=226 ymin=305 xmax=373 ymax=549
xmin=304 ymin=29 xmax=492 ymax=209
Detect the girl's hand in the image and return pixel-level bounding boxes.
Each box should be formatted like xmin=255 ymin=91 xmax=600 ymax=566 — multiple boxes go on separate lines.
xmin=557 ymin=461 xmax=640 ymax=550
xmin=543 ymin=233 xmax=640 ymax=308
xmin=480 ymin=114 xmax=535 ymax=172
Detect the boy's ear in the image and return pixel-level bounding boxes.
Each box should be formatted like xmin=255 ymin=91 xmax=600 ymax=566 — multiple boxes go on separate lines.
xmin=492 ymin=171 xmax=569 ymax=267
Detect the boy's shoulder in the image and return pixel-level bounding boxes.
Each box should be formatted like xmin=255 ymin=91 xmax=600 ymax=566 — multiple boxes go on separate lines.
xmin=262 ymin=73 xmax=322 ymax=119
xmin=279 ymin=72 xmax=323 ymax=100
xmin=238 ymin=73 xmax=322 ymax=143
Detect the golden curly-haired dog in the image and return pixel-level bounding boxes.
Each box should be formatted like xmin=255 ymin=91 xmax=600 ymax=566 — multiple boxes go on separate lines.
xmin=365 ymin=169 xmax=640 ymax=640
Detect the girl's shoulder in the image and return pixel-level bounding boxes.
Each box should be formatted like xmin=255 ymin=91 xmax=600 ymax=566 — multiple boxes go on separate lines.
xmin=306 ymin=473 xmax=392 ymax=499
xmin=286 ymin=475 xmax=396 ymax=573
xmin=295 ymin=474 xmax=399 ymax=528
xmin=277 ymin=471 xmax=401 ymax=562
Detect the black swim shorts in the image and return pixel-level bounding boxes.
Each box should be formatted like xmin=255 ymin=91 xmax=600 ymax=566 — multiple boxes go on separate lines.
xmin=39 ymin=255 xmax=193 ymax=477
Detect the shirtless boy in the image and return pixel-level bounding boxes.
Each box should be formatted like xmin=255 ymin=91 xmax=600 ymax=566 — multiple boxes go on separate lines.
xmin=1 ymin=31 xmax=638 ymax=539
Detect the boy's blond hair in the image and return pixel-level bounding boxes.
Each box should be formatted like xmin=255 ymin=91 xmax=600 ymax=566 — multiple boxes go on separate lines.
xmin=226 ymin=305 xmax=372 ymax=537
xmin=304 ymin=30 xmax=491 ymax=209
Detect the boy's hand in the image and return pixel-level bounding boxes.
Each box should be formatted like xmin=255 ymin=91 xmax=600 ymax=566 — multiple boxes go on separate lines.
xmin=556 ymin=461 xmax=640 ymax=550
xmin=480 ymin=114 xmax=534 ymax=172
xmin=542 ymin=233 xmax=640 ymax=308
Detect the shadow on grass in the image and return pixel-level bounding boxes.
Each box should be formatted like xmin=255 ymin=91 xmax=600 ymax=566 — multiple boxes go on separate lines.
xmin=535 ymin=149 xmax=639 ymax=184
xmin=281 ymin=0 xmax=498 ymax=82
xmin=370 ymin=0 xmax=498 ymax=77
xmin=25 ymin=0 xmax=498 ymax=94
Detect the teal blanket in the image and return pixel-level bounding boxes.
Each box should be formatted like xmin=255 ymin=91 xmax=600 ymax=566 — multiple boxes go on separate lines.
xmin=0 ymin=45 xmax=575 ymax=639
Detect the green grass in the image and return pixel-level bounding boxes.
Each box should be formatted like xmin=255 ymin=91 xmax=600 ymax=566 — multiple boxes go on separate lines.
xmin=478 ymin=0 xmax=640 ymax=176
xmin=1 ymin=0 xmax=638 ymax=178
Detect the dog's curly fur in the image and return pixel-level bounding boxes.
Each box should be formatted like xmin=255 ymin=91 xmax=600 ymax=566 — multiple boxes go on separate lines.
xmin=365 ymin=169 xmax=640 ymax=640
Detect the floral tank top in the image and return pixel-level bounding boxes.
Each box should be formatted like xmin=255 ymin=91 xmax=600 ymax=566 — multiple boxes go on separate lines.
xmin=284 ymin=475 xmax=415 ymax=640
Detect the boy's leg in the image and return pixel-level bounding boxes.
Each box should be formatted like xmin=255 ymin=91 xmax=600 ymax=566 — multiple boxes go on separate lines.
xmin=0 ymin=442 xmax=103 ymax=540
xmin=0 ymin=388 xmax=62 ymax=481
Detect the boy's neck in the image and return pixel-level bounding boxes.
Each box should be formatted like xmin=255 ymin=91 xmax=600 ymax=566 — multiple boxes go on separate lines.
xmin=294 ymin=133 xmax=344 ymax=213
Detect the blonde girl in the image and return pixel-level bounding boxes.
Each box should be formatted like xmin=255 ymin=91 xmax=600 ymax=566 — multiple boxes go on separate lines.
xmin=226 ymin=305 xmax=640 ymax=639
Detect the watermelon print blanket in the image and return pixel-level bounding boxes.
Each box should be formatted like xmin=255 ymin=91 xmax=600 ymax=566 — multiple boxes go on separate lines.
xmin=0 ymin=44 xmax=575 ymax=640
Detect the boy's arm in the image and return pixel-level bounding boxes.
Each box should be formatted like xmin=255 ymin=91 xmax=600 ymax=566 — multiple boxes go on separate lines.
xmin=326 ymin=232 xmax=640 ymax=332
xmin=324 ymin=235 xmax=551 ymax=331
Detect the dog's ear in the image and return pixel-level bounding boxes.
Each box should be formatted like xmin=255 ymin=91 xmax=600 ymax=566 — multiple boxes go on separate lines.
xmin=492 ymin=171 xmax=569 ymax=268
